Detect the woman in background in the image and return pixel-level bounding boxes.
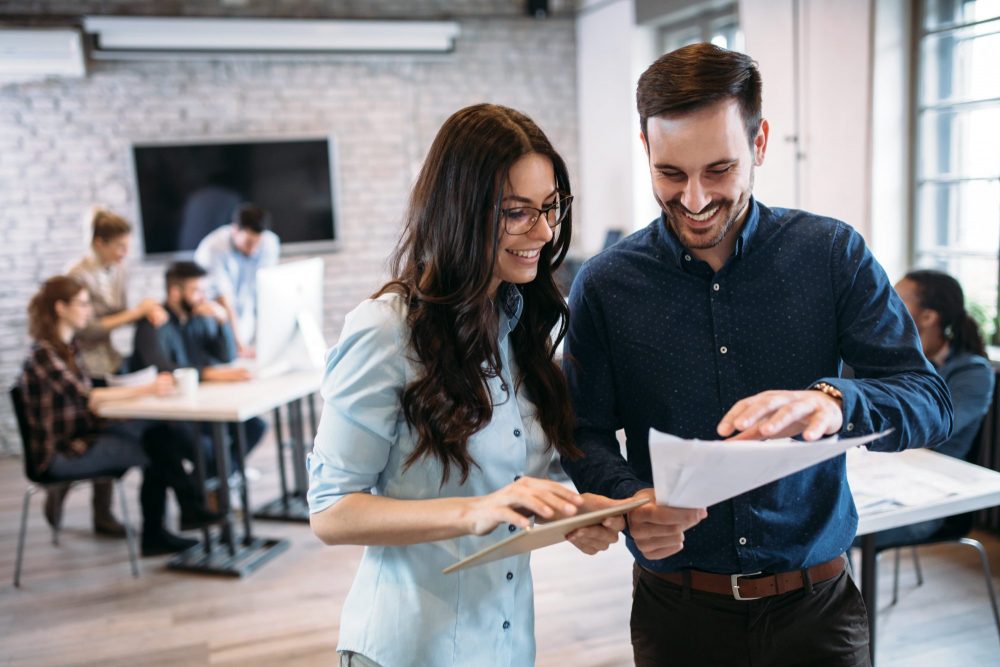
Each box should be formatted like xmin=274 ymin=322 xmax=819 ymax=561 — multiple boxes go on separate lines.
xmin=878 ymin=269 xmax=995 ymax=544
xmin=19 ymin=276 xmax=220 ymax=556
xmin=45 ymin=209 xmax=169 ymax=535
xmin=308 ymin=104 xmax=626 ymax=667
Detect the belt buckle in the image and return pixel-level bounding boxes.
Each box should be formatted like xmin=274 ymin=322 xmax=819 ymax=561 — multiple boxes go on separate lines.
xmin=730 ymin=571 xmax=763 ymax=600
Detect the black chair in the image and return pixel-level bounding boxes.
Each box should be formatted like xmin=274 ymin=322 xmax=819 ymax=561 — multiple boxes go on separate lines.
xmin=10 ymin=385 xmax=139 ymax=587
xmin=876 ymin=423 xmax=1000 ymax=642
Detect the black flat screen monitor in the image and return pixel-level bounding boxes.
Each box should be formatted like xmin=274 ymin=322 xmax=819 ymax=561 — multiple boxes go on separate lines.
xmin=132 ymin=137 xmax=337 ymax=256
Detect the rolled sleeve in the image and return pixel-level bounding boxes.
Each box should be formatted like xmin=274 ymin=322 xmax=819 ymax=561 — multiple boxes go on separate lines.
xmin=307 ymin=297 xmax=407 ymax=514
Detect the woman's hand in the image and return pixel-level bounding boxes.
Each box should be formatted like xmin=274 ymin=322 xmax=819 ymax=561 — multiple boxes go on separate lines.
xmin=146 ymin=372 xmax=176 ymax=397
xmin=463 ymin=477 xmax=583 ymax=536
xmin=138 ymin=298 xmax=169 ymax=328
xmin=565 ymin=493 xmax=631 ymax=555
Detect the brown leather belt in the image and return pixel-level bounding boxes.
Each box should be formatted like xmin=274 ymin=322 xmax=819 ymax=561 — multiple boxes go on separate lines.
xmin=641 ymin=555 xmax=845 ymax=600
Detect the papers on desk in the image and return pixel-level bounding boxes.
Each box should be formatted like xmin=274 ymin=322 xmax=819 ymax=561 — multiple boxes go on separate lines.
xmin=104 ymin=365 xmax=157 ymax=387
xmin=649 ymin=430 xmax=891 ymax=508
xmin=847 ymin=447 xmax=967 ymax=514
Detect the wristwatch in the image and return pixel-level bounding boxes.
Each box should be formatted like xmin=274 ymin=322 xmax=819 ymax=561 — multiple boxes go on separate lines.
xmin=811 ymin=382 xmax=844 ymax=403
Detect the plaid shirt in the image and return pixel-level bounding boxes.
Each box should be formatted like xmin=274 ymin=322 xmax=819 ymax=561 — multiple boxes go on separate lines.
xmin=18 ymin=340 xmax=99 ymax=472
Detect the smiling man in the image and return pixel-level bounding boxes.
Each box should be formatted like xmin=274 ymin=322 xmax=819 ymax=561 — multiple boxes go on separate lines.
xmin=561 ymin=44 xmax=954 ymax=666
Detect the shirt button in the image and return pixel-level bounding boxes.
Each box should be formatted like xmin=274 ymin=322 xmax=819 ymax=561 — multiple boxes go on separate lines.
xmin=509 ymin=524 xmax=517 ymax=532
xmin=720 ymin=346 xmax=728 ymax=354
xmin=684 ymin=254 xmax=692 ymax=261
xmin=514 ymin=474 xmax=522 ymax=481
xmin=507 ymin=572 xmax=514 ymax=581
xmin=502 ymin=621 xmax=511 ymax=630
xmin=846 ymin=423 xmax=854 ymax=431
xmin=513 ymin=428 xmax=521 ymax=437
xmin=739 ymin=537 xmax=747 ymax=545
xmin=712 ymin=283 xmax=720 ymax=292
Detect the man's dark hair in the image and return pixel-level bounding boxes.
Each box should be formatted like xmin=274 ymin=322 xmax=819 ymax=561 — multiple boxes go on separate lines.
xmin=231 ymin=203 xmax=272 ymax=234
xmin=165 ymin=261 xmax=208 ymax=289
xmin=636 ymin=43 xmax=762 ymax=146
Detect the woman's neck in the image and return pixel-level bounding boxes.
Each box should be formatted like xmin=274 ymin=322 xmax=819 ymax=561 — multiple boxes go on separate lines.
xmin=927 ymin=339 xmax=951 ymax=366
xmin=57 ymin=321 xmax=74 ymax=345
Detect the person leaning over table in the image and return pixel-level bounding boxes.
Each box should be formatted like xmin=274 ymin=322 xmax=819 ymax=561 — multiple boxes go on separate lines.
xmin=41 ymin=208 xmax=171 ymax=537
xmin=561 ymin=43 xmax=954 ymax=667
xmin=307 ymin=103 xmax=628 ymax=667
xmin=18 ymin=276 xmax=222 ymax=556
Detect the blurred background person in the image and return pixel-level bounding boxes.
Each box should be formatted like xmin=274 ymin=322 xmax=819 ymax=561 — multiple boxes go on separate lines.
xmin=19 ymin=276 xmax=222 ymax=556
xmin=194 ymin=203 xmax=279 ymax=358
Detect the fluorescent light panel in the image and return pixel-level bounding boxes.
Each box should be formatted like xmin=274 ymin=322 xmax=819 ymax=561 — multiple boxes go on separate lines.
xmin=82 ymin=17 xmax=460 ymax=53
xmin=0 ymin=29 xmax=85 ymax=80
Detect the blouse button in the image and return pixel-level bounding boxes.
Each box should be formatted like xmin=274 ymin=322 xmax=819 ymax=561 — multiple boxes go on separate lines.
xmin=502 ymin=621 xmax=511 ymax=630
xmin=506 ymin=572 xmax=514 ymax=581
xmin=509 ymin=524 xmax=517 ymax=532
xmin=514 ymin=428 xmax=522 ymax=437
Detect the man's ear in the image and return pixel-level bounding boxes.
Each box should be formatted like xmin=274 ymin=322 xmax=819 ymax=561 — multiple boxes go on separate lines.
xmin=639 ymin=130 xmax=649 ymax=158
xmin=753 ymin=119 xmax=769 ymax=166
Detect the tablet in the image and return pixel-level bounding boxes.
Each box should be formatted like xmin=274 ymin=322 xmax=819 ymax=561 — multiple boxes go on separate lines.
xmin=442 ymin=497 xmax=649 ymax=574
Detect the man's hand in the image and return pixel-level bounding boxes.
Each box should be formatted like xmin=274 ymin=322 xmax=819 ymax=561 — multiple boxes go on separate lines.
xmin=626 ymin=488 xmax=707 ymax=560
xmin=565 ymin=493 xmax=632 ymax=555
xmin=137 ymin=298 xmax=169 ymax=327
xmin=717 ymin=389 xmax=843 ymax=441
xmin=193 ymin=300 xmax=229 ymax=324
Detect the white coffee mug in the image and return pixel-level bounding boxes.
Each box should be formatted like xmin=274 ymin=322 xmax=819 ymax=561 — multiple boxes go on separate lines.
xmin=172 ymin=367 xmax=199 ymax=398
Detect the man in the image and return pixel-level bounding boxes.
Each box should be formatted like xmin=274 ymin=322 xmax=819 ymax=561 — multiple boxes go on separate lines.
xmin=562 ymin=44 xmax=954 ymax=667
xmin=131 ymin=261 xmax=265 ymax=477
xmin=194 ymin=202 xmax=280 ymax=358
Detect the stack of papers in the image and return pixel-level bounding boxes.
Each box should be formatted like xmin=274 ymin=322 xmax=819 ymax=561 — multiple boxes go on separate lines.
xmin=649 ymin=430 xmax=891 ymax=508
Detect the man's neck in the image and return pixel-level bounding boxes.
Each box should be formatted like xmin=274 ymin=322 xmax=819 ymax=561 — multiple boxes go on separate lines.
xmin=691 ymin=205 xmax=750 ymax=273
xmin=166 ymin=300 xmax=187 ymax=323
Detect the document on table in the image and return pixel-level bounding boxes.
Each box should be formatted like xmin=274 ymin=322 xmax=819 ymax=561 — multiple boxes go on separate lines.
xmin=649 ymin=430 xmax=891 ymax=508
xmin=104 ymin=365 xmax=157 ymax=387
xmin=846 ymin=447 xmax=967 ymax=512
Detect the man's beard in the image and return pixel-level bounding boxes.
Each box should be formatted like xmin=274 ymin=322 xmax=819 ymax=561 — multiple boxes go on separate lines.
xmin=659 ymin=170 xmax=754 ymax=250
xmin=180 ymin=297 xmax=197 ymax=315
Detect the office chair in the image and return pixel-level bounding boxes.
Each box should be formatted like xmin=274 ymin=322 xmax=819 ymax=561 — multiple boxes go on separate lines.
xmin=10 ymin=385 xmax=140 ymax=587
xmin=878 ymin=422 xmax=1000 ymax=642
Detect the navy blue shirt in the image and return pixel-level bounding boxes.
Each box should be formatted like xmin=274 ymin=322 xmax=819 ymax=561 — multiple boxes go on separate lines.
xmin=130 ymin=306 xmax=237 ymax=376
xmin=562 ymin=198 xmax=954 ymax=574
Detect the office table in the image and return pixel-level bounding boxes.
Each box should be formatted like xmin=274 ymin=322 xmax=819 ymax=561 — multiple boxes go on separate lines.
xmin=95 ymin=369 xmax=321 ymax=577
xmin=849 ymin=447 xmax=1000 ymax=663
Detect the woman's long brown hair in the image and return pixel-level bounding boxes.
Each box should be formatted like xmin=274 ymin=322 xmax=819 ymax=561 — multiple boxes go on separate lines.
xmin=376 ymin=103 xmax=581 ymax=484
xmin=27 ymin=275 xmax=87 ymax=374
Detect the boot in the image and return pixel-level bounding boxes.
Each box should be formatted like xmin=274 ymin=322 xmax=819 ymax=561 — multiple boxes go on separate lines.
xmin=44 ymin=483 xmax=70 ymax=529
xmin=141 ymin=525 xmax=199 ymax=557
xmin=92 ymin=480 xmax=127 ymax=537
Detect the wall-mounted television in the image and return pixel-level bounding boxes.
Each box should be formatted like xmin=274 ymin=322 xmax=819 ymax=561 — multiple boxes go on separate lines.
xmin=131 ymin=136 xmax=338 ymax=257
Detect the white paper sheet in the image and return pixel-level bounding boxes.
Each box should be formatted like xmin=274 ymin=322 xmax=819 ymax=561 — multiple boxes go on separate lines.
xmin=103 ymin=365 xmax=157 ymax=387
xmin=649 ymin=429 xmax=892 ymax=508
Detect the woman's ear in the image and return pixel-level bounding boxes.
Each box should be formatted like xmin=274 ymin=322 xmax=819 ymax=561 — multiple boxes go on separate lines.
xmin=53 ymin=300 xmax=70 ymax=321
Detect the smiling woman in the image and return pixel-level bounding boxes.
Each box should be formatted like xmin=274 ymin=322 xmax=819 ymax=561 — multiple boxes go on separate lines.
xmin=306 ymin=103 xmax=627 ymax=667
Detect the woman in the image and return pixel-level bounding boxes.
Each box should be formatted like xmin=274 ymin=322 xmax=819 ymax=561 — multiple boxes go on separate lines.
xmin=308 ymin=104 xmax=624 ymax=667
xmin=18 ymin=276 xmax=221 ymax=556
xmin=48 ymin=209 xmax=168 ymax=535
xmin=875 ymin=269 xmax=995 ymax=544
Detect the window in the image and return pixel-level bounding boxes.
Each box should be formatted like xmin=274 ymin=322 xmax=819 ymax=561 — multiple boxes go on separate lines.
xmin=659 ymin=4 xmax=744 ymax=55
xmin=913 ymin=0 xmax=1000 ymax=343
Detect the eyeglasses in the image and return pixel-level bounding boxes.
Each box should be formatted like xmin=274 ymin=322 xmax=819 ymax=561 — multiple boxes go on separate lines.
xmin=500 ymin=194 xmax=574 ymax=236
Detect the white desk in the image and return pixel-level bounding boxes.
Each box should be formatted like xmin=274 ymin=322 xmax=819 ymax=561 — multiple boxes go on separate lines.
xmin=95 ymin=369 xmax=321 ymax=576
xmin=849 ymin=447 xmax=1000 ymax=663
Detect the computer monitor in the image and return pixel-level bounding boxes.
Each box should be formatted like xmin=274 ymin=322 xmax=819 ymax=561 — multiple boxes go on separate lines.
xmin=255 ymin=258 xmax=327 ymax=374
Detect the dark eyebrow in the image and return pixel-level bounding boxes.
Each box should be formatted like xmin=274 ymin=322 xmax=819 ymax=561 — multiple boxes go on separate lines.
xmin=502 ymin=189 xmax=559 ymax=204
xmin=653 ymin=159 xmax=737 ymax=171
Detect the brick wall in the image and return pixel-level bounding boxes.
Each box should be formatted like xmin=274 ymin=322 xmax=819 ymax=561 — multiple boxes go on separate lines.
xmin=0 ymin=8 xmax=579 ymax=453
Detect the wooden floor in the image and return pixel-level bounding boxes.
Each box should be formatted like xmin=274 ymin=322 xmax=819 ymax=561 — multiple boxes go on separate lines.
xmin=1 ymin=435 xmax=999 ymax=667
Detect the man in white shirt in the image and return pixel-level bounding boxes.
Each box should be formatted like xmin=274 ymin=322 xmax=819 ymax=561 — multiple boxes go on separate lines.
xmin=194 ymin=203 xmax=279 ymax=358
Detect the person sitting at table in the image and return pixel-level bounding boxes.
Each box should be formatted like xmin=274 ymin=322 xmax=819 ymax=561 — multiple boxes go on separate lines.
xmin=19 ymin=276 xmax=223 ymax=556
xmin=867 ymin=269 xmax=995 ymax=546
xmin=129 ymin=261 xmax=266 ymax=478
xmin=194 ymin=203 xmax=280 ymax=359
xmin=42 ymin=208 xmax=170 ymax=536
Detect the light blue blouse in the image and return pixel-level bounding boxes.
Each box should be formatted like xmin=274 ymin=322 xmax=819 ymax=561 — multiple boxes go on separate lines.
xmin=307 ymin=286 xmax=554 ymax=667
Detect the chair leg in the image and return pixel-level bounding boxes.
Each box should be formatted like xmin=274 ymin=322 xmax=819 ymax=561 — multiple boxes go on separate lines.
xmin=892 ymin=547 xmax=901 ymax=606
xmin=114 ymin=478 xmax=139 ymax=579
xmin=911 ymin=546 xmax=924 ymax=586
xmin=14 ymin=486 xmax=38 ymax=588
xmin=958 ymin=537 xmax=1000 ymax=644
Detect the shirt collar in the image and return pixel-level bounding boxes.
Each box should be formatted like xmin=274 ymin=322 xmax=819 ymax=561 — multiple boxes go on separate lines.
xmin=497 ymin=283 xmax=523 ymax=343
xmin=657 ymin=196 xmax=761 ymax=269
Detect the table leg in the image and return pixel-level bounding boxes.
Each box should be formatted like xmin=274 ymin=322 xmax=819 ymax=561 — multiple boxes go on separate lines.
xmin=252 ymin=402 xmax=310 ymax=522
xmin=212 ymin=422 xmax=236 ymax=557
xmin=187 ymin=421 xmax=212 ymax=553
xmin=307 ymin=392 xmax=318 ymax=444
xmin=290 ymin=398 xmax=309 ymax=496
xmin=273 ymin=407 xmax=289 ymax=506
xmin=861 ymin=534 xmax=877 ymax=664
